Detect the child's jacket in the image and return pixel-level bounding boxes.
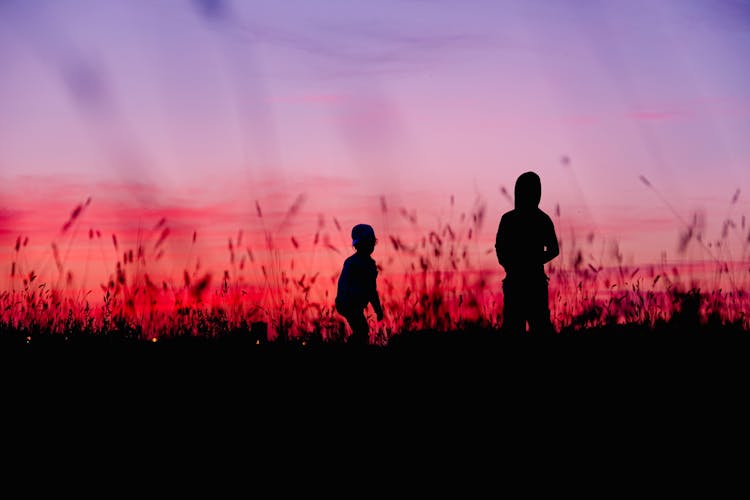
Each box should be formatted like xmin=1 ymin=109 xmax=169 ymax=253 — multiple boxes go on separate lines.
xmin=336 ymin=252 xmax=382 ymax=313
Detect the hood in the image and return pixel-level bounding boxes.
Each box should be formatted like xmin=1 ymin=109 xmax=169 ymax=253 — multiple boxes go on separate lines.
xmin=514 ymin=171 xmax=541 ymax=209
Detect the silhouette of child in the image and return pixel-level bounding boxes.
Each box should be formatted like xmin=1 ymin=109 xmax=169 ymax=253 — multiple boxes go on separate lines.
xmin=335 ymin=223 xmax=384 ymax=346
xmin=495 ymin=171 xmax=560 ymax=334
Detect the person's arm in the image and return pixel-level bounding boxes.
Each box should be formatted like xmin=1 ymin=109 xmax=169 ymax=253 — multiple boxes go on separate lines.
xmin=335 ymin=260 xmax=350 ymax=309
xmin=542 ymin=217 xmax=560 ymax=265
xmin=371 ymin=289 xmax=384 ymax=321
xmin=495 ymin=216 xmax=508 ymax=269
xmin=370 ymin=264 xmax=384 ymax=321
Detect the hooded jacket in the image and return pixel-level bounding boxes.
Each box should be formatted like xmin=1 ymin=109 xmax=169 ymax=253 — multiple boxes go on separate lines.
xmin=495 ymin=172 xmax=559 ymax=281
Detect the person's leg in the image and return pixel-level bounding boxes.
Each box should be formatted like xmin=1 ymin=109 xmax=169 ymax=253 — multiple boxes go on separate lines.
xmin=528 ymin=282 xmax=554 ymax=335
xmin=345 ymin=309 xmax=370 ymax=346
xmin=501 ymin=280 xmax=526 ymax=334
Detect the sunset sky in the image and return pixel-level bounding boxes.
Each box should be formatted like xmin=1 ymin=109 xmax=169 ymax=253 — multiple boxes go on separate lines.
xmin=1 ymin=0 xmax=749 ymax=292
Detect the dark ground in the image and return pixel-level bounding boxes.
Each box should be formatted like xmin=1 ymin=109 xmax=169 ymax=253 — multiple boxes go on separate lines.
xmin=3 ymin=322 xmax=748 ymax=387
xmin=2 ymin=322 xmax=748 ymax=486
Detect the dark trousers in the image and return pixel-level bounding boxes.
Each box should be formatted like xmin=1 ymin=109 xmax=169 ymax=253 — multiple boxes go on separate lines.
xmin=337 ymin=305 xmax=370 ymax=346
xmin=501 ymin=277 xmax=554 ymax=335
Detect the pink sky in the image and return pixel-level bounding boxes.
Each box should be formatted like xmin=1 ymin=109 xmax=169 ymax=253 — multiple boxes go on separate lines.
xmin=2 ymin=0 xmax=749 ymax=295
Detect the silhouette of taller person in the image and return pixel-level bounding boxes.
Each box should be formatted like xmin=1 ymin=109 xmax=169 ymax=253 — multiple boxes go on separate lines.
xmin=495 ymin=171 xmax=559 ymax=334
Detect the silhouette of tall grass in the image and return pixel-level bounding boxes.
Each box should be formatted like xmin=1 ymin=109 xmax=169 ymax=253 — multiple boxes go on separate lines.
xmin=2 ymin=186 xmax=749 ymax=347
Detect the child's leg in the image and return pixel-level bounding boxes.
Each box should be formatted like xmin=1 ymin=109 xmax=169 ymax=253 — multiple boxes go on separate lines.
xmin=345 ymin=309 xmax=370 ymax=346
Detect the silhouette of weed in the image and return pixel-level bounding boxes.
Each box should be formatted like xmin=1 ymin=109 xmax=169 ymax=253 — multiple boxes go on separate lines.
xmin=2 ymin=190 xmax=748 ymax=347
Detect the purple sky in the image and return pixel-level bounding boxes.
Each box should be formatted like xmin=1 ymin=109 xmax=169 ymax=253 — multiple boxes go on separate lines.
xmin=1 ymin=0 xmax=749 ymax=272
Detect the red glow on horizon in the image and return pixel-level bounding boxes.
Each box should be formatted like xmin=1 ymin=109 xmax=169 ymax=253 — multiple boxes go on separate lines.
xmin=3 ymin=182 xmax=749 ymax=340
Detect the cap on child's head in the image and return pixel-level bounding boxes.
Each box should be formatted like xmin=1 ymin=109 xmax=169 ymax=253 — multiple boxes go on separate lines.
xmin=351 ymin=223 xmax=376 ymax=246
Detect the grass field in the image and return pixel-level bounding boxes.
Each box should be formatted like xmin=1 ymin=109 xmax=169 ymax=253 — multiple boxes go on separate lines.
xmin=3 ymin=191 xmax=748 ymax=361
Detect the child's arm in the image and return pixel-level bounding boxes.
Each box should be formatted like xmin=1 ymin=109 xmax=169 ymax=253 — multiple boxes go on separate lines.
xmin=371 ymin=290 xmax=384 ymax=321
xmin=335 ymin=259 xmax=351 ymax=310
xmin=370 ymin=265 xmax=384 ymax=321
